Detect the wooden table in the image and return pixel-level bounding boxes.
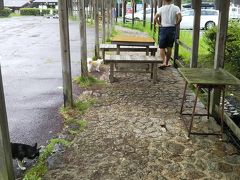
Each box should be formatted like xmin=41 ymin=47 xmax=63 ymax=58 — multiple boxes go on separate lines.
xmin=111 ymin=35 xmax=155 ymax=55
xmin=178 ymin=68 xmax=240 ymax=139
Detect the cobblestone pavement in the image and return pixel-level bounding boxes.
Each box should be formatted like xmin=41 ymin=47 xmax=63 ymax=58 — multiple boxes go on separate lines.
xmin=43 ymin=27 xmax=240 ymax=180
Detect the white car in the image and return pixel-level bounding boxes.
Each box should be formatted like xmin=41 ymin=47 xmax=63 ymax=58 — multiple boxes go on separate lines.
xmin=180 ymin=9 xmax=219 ymax=29
xmin=125 ymin=8 xmax=156 ymax=21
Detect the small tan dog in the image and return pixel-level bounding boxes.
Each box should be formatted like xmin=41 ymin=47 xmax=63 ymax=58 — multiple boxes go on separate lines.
xmin=87 ymin=58 xmax=103 ymax=72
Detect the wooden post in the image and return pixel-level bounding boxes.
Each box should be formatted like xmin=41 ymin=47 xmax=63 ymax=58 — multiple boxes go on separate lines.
xmin=102 ymin=0 xmax=106 ymax=43
xmin=0 ymin=66 xmax=15 ymax=180
xmin=122 ymin=0 xmax=126 ymax=24
xmin=143 ymin=0 xmax=146 ymax=27
xmin=58 ymin=0 xmax=73 ymax=107
xmin=110 ymin=0 xmax=113 ymax=33
xmin=94 ymin=0 xmax=100 ymax=58
xmin=107 ymin=1 xmax=110 ymax=40
xmin=131 ymin=0 xmax=135 ymax=28
xmin=190 ymin=0 xmax=201 ymax=68
xmin=79 ymin=0 xmax=88 ymax=77
xmin=150 ymin=0 xmax=154 ymax=30
xmin=68 ymin=0 xmax=73 ymax=16
xmin=173 ymin=0 xmax=181 ymax=68
xmin=0 ymin=0 xmax=4 ymax=10
xmin=210 ymin=0 xmax=230 ymax=113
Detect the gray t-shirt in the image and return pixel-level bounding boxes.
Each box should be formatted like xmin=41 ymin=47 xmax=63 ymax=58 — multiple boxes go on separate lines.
xmin=157 ymin=4 xmax=181 ymax=27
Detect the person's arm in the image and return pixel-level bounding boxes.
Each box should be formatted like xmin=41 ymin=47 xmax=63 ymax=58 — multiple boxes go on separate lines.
xmin=176 ymin=12 xmax=182 ymax=25
xmin=154 ymin=13 xmax=161 ymax=26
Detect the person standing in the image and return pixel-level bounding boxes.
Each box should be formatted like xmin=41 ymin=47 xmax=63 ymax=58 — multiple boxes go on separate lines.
xmin=154 ymin=0 xmax=182 ymax=68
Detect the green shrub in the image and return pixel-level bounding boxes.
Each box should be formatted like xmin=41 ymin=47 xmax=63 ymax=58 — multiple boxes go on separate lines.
xmin=41 ymin=9 xmax=50 ymax=15
xmin=0 ymin=8 xmax=11 ymax=17
xmin=203 ymin=20 xmax=240 ymax=78
xmin=52 ymin=9 xmax=58 ymax=15
xmin=20 ymin=8 xmax=40 ymax=16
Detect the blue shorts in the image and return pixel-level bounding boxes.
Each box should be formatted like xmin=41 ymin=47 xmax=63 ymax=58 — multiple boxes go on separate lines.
xmin=159 ymin=26 xmax=176 ymax=48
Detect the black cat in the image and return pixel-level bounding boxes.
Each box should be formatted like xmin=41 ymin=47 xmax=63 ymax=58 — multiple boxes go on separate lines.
xmin=11 ymin=142 xmax=40 ymax=170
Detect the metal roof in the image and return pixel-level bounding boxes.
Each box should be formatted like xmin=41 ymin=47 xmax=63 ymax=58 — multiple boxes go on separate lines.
xmin=4 ymin=0 xmax=30 ymax=7
xmin=33 ymin=0 xmax=58 ymax=3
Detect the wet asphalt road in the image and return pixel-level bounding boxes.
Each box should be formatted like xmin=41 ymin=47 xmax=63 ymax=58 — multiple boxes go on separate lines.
xmin=0 ymin=16 xmax=95 ymax=146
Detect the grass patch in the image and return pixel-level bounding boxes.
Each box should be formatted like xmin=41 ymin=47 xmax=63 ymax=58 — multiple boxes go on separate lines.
xmin=178 ymin=30 xmax=212 ymax=67
xmin=60 ymin=97 xmax=96 ymax=120
xmin=74 ymin=75 xmax=105 ymax=88
xmin=23 ymin=139 xmax=70 ymax=180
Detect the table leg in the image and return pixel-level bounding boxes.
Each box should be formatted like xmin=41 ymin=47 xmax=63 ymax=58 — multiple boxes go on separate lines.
xmin=152 ymin=63 xmax=157 ymax=84
xmin=180 ymin=81 xmax=188 ymax=115
xmin=207 ymin=88 xmax=211 ymax=119
xmin=188 ymin=85 xmax=200 ymax=137
xmin=220 ymin=87 xmax=225 ymax=140
xmin=109 ymin=62 xmax=114 ymax=83
xmin=102 ymin=50 xmax=105 ymax=62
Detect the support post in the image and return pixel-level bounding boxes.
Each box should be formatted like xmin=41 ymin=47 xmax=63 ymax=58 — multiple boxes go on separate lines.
xmin=190 ymin=0 xmax=201 ymax=68
xmin=173 ymin=0 xmax=181 ymax=68
xmin=94 ymin=0 xmax=100 ymax=58
xmin=150 ymin=0 xmax=154 ymax=30
xmin=143 ymin=0 xmax=146 ymax=27
xmin=79 ymin=0 xmax=88 ymax=77
xmin=102 ymin=0 xmax=106 ymax=43
xmin=58 ymin=0 xmax=73 ymax=107
xmin=210 ymin=0 xmax=230 ymax=114
xmin=0 ymin=0 xmax=4 ymax=10
xmin=0 ymin=66 xmax=15 ymax=180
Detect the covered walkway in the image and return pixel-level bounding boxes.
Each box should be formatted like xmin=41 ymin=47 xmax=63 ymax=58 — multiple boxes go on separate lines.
xmin=43 ymin=27 xmax=240 ymax=180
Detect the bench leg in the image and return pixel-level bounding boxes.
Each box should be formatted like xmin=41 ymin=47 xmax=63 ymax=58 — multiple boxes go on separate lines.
xmin=152 ymin=63 xmax=157 ymax=84
xmin=150 ymin=63 xmax=153 ymax=79
xmin=146 ymin=46 xmax=149 ymax=56
xmin=109 ymin=62 xmax=114 ymax=83
xmin=102 ymin=50 xmax=105 ymax=62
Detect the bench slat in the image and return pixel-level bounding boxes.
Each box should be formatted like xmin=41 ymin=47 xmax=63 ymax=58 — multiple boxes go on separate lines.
xmin=105 ymin=55 xmax=162 ymax=63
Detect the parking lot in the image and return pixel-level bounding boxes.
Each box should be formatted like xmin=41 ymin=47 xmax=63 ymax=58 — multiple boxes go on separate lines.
xmin=0 ymin=16 xmax=95 ymax=145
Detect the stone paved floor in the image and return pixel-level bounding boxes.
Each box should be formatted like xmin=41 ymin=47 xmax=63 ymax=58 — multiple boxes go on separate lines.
xmin=43 ymin=27 xmax=240 ymax=180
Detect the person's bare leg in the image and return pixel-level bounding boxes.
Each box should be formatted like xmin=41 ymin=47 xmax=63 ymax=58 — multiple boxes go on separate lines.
xmin=165 ymin=47 xmax=172 ymax=66
xmin=160 ymin=48 xmax=166 ymax=65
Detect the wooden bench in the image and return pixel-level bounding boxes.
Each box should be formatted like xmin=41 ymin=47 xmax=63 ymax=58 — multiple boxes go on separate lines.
xmin=100 ymin=44 xmax=158 ymax=60
xmin=105 ymin=55 xmax=163 ymax=84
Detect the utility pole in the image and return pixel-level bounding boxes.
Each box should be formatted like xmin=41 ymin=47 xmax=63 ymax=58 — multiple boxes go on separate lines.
xmin=58 ymin=0 xmax=73 ymax=107
xmin=0 ymin=66 xmax=15 ymax=180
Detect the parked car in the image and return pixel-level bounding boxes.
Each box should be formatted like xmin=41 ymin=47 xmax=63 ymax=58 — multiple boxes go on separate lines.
xmin=125 ymin=8 xmax=157 ymax=21
xmin=180 ymin=9 xmax=219 ymax=30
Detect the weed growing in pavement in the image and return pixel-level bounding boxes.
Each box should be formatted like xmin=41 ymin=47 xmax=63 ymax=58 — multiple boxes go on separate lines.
xmin=23 ymin=139 xmax=70 ymax=180
xmin=74 ymin=75 xmax=105 ymax=88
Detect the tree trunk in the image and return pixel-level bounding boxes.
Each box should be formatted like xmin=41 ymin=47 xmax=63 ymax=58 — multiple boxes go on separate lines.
xmin=94 ymin=0 xmax=100 ymax=58
xmin=79 ymin=0 xmax=88 ymax=77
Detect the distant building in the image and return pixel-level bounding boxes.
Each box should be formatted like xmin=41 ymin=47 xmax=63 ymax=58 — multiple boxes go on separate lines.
xmin=31 ymin=0 xmax=58 ymax=9
xmin=4 ymin=0 xmax=31 ymax=11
